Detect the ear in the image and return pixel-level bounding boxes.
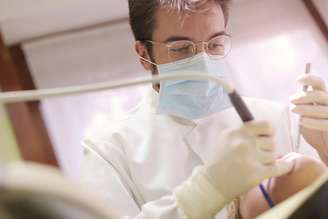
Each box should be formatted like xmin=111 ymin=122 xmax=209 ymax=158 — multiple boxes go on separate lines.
xmin=135 ymin=41 xmax=152 ymax=71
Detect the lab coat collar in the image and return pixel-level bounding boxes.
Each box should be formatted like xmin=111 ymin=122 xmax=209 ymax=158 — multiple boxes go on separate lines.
xmin=184 ymin=107 xmax=241 ymax=164
xmin=143 ymin=87 xmax=238 ymax=164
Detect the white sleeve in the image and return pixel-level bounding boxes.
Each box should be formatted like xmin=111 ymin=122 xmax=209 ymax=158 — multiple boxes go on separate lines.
xmin=80 ymin=145 xmax=188 ymax=219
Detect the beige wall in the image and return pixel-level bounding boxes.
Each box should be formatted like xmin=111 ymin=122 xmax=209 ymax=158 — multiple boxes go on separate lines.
xmin=0 ymin=103 xmax=21 ymax=162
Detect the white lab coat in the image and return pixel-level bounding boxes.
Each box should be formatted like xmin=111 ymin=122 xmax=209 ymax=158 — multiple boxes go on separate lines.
xmin=80 ymin=88 xmax=293 ymax=219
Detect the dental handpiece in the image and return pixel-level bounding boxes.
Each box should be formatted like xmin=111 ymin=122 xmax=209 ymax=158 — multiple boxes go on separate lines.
xmin=0 ymin=72 xmax=275 ymax=208
xmin=229 ymin=91 xmax=275 ymax=208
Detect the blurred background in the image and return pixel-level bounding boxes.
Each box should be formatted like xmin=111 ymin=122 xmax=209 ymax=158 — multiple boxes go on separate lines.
xmin=0 ymin=0 xmax=327 ymax=177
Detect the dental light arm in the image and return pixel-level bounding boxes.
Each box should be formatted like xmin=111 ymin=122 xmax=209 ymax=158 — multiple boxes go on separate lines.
xmin=0 ymin=72 xmax=274 ymax=209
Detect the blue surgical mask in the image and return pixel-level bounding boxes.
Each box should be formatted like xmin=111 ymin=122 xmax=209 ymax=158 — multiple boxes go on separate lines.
xmin=156 ymin=52 xmax=232 ymax=119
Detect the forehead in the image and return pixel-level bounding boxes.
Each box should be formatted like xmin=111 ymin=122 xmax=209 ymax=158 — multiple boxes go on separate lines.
xmin=152 ymin=1 xmax=225 ymax=42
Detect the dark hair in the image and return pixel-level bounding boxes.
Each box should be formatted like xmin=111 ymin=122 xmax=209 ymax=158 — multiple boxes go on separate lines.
xmin=128 ymin=0 xmax=231 ymax=41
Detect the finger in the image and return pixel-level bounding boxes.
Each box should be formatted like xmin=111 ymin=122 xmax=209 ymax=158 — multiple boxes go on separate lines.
xmin=297 ymin=74 xmax=327 ymax=91
xmin=256 ymin=137 xmax=275 ymax=151
xmin=243 ymin=121 xmax=274 ymax=136
xmin=257 ymin=150 xmax=276 ymax=165
xmin=290 ymin=91 xmax=328 ymax=106
xmin=300 ymin=117 xmax=328 ymax=131
xmin=263 ymin=160 xmax=295 ymax=179
xmin=291 ymin=105 xmax=328 ymax=119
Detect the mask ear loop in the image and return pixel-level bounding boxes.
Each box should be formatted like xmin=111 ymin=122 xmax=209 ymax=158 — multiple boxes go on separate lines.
xmin=138 ymin=39 xmax=160 ymax=67
xmin=139 ymin=56 xmax=158 ymax=67
xmin=138 ymin=55 xmax=161 ymax=90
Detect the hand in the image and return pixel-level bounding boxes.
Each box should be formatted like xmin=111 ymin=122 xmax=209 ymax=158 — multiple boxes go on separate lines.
xmin=174 ymin=121 xmax=293 ymax=219
xmin=204 ymin=121 xmax=293 ymax=200
xmin=290 ymin=74 xmax=328 ymax=164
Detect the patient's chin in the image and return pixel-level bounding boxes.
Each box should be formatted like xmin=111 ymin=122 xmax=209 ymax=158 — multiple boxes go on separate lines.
xmin=239 ymin=153 xmax=326 ymax=219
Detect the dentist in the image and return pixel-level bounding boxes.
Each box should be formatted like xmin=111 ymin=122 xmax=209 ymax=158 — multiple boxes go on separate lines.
xmin=81 ymin=0 xmax=328 ymax=218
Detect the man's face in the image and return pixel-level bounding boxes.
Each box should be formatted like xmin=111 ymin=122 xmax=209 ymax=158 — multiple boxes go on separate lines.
xmin=151 ymin=1 xmax=226 ymax=65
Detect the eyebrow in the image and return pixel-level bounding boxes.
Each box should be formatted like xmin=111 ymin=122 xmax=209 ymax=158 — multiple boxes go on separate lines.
xmin=208 ymin=31 xmax=228 ymax=40
xmin=164 ymin=31 xmax=228 ymax=43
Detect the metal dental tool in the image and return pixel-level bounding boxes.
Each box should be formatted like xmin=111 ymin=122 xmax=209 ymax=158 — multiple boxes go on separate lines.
xmin=295 ymin=63 xmax=311 ymax=152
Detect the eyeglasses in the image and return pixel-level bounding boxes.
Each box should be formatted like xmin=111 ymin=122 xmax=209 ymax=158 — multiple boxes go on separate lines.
xmin=144 ymin=34 xmax=232 ymax=64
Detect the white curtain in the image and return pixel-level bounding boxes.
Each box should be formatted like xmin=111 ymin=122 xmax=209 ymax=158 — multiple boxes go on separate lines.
xmin=24 ymin=22 xmax=148 ymax=176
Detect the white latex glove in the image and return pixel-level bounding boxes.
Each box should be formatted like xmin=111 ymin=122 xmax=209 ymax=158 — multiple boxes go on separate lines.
xmin=174 ymin=121 xmax=294 ymax=219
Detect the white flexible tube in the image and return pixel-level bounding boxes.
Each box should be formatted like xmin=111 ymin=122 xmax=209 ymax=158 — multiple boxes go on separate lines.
xmin=0 ymin=72 xmax=234 ymax=103
xmin=0 ymin=71 xmax=276 ymax=209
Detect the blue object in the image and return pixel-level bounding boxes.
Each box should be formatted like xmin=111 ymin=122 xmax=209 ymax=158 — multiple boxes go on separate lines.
xmin=259 ymin=183 xmax=275 ymax=208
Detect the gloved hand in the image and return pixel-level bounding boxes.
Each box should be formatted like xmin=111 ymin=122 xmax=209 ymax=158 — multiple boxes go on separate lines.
xmin=174 ymin=121 xmax=294 ymax=219
xmin=290 ymin=74 xmax=328 ymax=165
